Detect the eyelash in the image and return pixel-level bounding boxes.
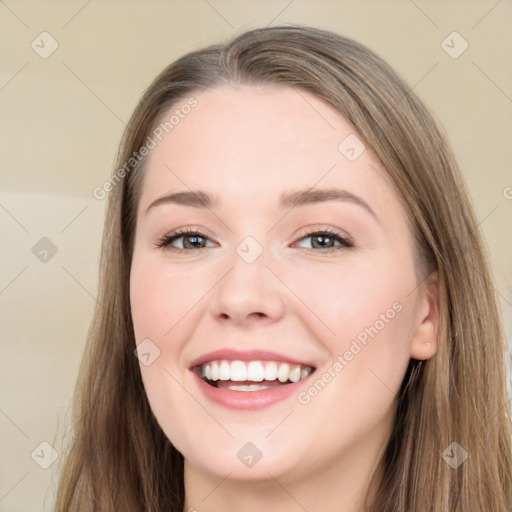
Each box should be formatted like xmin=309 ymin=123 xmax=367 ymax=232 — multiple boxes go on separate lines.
xmin=155 ymin=227 xmax=354 ymax=254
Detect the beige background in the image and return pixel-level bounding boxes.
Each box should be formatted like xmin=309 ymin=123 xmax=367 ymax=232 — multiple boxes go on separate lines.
xmin=0 ymin=1 xmax=511 ymax=510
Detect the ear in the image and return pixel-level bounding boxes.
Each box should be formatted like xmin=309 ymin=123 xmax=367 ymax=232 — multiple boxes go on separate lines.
xmin=409 ymin=270 xmax=439 ymax=360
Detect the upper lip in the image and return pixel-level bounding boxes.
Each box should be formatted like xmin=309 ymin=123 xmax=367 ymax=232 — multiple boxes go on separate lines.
xmin=188 ymin=349 xmax=316 ymax=370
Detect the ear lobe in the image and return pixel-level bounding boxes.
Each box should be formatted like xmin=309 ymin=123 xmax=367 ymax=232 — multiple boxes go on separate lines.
xmin=409 ymin=270 xmax=439 ymax=360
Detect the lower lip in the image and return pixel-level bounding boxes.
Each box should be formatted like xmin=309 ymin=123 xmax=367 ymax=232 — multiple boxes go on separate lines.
xmin=191 ymin=371 xmax=314 ymax=410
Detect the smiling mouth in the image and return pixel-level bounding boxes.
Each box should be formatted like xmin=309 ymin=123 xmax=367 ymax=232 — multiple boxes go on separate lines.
xmin=194 ymin=359 xmax=315 ymax=391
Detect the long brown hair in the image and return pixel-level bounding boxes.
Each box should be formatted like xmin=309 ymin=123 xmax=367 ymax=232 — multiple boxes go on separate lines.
xmin=55 ymin=25 xmax=512 ymax=511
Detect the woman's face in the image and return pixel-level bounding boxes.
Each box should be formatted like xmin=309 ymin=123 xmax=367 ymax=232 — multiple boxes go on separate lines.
xmin=130 ymin=84 xmax=437 ymax=488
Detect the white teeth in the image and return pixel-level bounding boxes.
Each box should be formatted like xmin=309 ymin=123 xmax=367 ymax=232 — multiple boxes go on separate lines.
xmin=199 ymin=359 xmax=314 ymax=386
xmin=277 ymin=362 xmax=290 ymax=383
xmin=230 ymin=361 xmax=247 ymax=381
xmin=288 ymin=365 xmax=301 ymax=383
xmin=222 ymin=383 xmax=271 ymax=391
xmin=247 ymin=361 xmax=265 ymax=382
xmin=211 ymin=361 xmax=219 ymax=381
xmin=264 ymin=361 xmax=278 ymax=380
xmin=219 ymin=360 xmax=230 ymax=380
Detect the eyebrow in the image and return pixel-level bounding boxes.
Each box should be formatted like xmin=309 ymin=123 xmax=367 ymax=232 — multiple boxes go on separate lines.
xmin=146 ymin=190 xmax=215 ymax=212
xmin=145 ymin=187 xmax=378 ymax=221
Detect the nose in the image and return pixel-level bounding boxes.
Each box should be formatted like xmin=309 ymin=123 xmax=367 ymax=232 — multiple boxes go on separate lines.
xmin=209 ymin=246 xmax=286 ymax=327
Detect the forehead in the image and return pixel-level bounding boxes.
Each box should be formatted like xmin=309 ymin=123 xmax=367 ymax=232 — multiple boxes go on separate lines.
xmin=138 ymin=84 xmax=400 ymax=218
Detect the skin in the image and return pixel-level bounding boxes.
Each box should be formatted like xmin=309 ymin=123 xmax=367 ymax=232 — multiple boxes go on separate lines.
xmin=130 ymin=84 xmax=439 ymax=512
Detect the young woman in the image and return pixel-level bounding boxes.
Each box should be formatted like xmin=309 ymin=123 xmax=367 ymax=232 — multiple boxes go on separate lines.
xmin=55 ymin=25 xmax=512 ymax=511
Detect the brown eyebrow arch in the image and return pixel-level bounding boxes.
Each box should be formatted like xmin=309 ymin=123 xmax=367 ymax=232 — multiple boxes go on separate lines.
xmin=146 ymin=190 xmax=216 ymax=213
xmin=280 ymin=188 xmax=378 ymax=221
xmin=145 ymin=187 xmax=378 ymax=221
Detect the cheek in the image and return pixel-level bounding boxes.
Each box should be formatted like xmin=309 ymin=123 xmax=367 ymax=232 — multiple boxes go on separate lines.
xmin=284 ymin=252 xmax=417 ymax=350
xmin=130 ymin=277 xmax=156 ymax=341
xmin=284 ymin=249 xmax=418 ymax=414
xmin=130 ymin=267 xmax=170 ymax=342
xmin=326 ymin=266 xmax=416 ymax=389
xmin=292 ymin=283 xmax=415 ymax=469
xmin=130 ymin=259 xmax=208 ymax=344
xmin=130 ymin=259 xmax=206 ymax=455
